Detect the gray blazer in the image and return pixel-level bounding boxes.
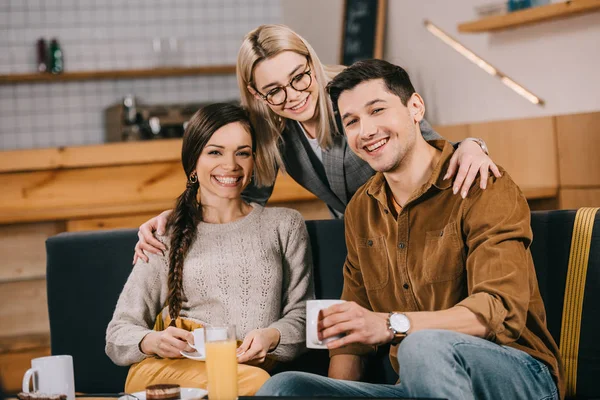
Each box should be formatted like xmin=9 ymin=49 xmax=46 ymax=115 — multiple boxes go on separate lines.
xmin=242 ymin=118 xmax=442 ymax=216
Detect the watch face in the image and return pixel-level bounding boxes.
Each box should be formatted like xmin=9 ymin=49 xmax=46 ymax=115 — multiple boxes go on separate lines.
xmin=390 ymin=313 xmax=410 ymax=333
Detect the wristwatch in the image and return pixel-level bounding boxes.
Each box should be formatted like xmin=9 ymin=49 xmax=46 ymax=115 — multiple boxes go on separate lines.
xmin=466 ymin=137 xmax=489 ymax=155
xmin=387 ymin=312 xmax=411 ymax=344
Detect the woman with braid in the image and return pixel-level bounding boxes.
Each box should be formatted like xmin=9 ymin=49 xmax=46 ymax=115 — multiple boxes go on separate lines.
xmin=106 ymin=103 xmax=314 ymax=395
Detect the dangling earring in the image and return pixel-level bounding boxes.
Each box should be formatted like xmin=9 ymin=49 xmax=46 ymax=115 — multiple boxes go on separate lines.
xmin=187 ymin=172 xmax=198 ymax=188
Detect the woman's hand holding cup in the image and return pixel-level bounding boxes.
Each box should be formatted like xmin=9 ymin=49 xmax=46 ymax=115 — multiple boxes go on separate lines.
xmin=140 ymin=326 xmax=195 ymax=358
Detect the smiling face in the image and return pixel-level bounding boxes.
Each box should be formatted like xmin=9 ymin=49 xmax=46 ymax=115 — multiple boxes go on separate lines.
xmin=251 ymin=51 xmax=319 ymax=123
xmin=338 ymin=79 xmax=424 ymax=174
xmin=195 ymin=122 xmax=254 ymax=202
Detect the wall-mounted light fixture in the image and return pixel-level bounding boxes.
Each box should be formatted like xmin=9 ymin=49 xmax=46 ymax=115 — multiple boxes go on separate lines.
xmin=424 ymin=19 xmax=544 ymax=106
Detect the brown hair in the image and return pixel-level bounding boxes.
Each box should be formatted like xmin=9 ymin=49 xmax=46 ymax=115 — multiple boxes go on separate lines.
xmin=165 ymin=102 xmax=259 ymax=324
xmin=327 ymin=59 xmax=416 ymax=112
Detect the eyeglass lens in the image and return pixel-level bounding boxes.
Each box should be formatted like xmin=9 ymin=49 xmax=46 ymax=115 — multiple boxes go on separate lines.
xmin=266 ymin=71 xmax=312 ymax=106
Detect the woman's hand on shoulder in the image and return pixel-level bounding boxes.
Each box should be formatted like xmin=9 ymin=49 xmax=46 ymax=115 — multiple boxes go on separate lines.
xmin=140 ymin=326 xmax=194 ymax=359
xmin=445 ymin=139 xmax=501 ymax=198
xmin=236 ymin=328 xmax=281 ymax=365
xmin=133 ymin=209 xmax=172 ymax=264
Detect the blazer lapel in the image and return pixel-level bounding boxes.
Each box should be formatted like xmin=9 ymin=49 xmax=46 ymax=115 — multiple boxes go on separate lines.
xmin=322 ymin=134 xmax=348 ymax=206
xmin=282 ymin=122 xmax=346 ymax=212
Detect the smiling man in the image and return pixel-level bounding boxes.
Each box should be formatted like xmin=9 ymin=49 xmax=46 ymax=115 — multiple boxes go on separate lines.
xmin=257 ymin=59 xmax=564 ymax=399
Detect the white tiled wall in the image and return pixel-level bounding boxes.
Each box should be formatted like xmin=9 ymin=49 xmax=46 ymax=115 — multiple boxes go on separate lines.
xmin=0 ymin=0 xmax=282 ymax=150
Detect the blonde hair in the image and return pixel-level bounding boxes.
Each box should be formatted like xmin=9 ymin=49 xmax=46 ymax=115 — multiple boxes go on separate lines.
xmin=237 ymin=24 xmax=344 ymax=183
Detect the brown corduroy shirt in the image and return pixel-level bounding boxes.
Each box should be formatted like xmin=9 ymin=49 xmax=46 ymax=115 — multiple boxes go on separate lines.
xmin=330 ymin=140 xmax=564 ymax=399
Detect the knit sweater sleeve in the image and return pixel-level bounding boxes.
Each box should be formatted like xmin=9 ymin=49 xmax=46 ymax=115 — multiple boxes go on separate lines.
xmin=105 ymin=247 xmax=169 ymax=366
xmin=268 ymin=211 xmax=315 ymax=361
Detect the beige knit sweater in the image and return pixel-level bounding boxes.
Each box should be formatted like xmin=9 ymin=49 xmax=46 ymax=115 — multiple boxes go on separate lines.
xmin=105 ymin=204 xmax=314 ymax=366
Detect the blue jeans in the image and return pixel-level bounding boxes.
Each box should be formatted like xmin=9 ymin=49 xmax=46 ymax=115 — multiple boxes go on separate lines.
xmin=257 ymin=330 xmax=558 ymax=399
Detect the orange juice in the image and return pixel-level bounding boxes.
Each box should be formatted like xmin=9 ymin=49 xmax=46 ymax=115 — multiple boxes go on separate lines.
xmin=205 ymin=340 xmax=238 ymax=400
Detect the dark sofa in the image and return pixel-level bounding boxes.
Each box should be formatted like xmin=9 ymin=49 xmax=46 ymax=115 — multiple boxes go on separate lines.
xmin=46 ymin=209 xmax=600 ymax=398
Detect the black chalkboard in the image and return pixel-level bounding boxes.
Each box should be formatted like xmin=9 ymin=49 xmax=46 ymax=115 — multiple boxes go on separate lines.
xmin=340 ymin=0 xmax=387 ymax=66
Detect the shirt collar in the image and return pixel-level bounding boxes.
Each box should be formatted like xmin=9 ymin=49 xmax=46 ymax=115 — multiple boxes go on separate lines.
xmin=366 ymin=140 xmax=454 ymax=205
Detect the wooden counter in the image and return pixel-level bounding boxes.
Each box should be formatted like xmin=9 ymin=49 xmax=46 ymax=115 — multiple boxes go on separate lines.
xmin=0 ymin=139 xmax=326 ymax=224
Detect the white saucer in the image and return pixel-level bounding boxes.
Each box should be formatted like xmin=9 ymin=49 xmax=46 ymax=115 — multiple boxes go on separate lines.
xmin=180 ymin=349 xmax=206 ymax=361
xmin=119 ymin=387 xmax=208 ymax=400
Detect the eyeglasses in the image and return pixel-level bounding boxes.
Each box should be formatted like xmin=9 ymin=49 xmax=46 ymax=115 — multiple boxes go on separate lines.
xmin=254 ymin=65 xmax=313 ymax=106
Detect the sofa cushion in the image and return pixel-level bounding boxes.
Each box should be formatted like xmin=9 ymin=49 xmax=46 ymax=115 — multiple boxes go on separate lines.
xmin=530 ymin=209 xmax=600 ymax=399
xmin=47 ymin=229 xmax=135 ymax=393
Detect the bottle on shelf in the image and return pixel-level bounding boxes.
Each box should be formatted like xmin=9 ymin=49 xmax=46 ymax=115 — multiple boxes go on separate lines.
xmin=36 ymin=38 xmax=48 ymax=73
xmin=49 ymin=38 xmax=64 ymax=74
xmin=508 ymin=0 xmax=532 ymax=11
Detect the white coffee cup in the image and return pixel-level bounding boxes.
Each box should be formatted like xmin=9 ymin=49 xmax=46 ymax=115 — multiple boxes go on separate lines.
xmin=22 ymin=355 xmax=75 ymax=400
xmin=306 ymin=299 xmax=346 ymax=349
xmin=189 ymin=327 xmax=205 ymax=353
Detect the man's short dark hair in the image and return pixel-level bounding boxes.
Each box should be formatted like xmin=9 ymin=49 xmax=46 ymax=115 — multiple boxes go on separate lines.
xmin=327 ymin=59 xmax=416 ymax=112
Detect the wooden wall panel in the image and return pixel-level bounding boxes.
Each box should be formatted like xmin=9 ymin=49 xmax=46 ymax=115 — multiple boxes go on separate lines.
xmin=556 ymin=112 xmax=600 ymax=187
xmin=0 ymin=222 xmax=63 ymax=282
xmin=432 ymin=124 xmax=470 ymax=142
xmin=435 ymin=118 xmax=559 ymax=199
xmin=0 ymin=334 xmax=51 ymax=392
xmin=559 ymin=189 xmax=600 ymax=209
xmin=0 ymin=345 xmax=50 ymax=392
xmin=0 ymin=279 xmax=49 ymax=337
xmin=468 ymin=117 xmax=558 ymax=197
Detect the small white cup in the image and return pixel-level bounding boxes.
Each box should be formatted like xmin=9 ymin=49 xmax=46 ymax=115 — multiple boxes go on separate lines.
xmin=22 ymin=355 xmax=75 ymax=400
xmin=189 ymin=327 xmax=205 ymax=353
xmin=306 ymin=299 xmax=346 ymax=349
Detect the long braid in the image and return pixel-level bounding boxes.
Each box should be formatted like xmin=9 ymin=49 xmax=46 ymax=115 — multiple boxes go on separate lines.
xmin=166 ymin=177 xmax=201 ymax=326
xmin=162 ymin=102 xmax=259 ymax=326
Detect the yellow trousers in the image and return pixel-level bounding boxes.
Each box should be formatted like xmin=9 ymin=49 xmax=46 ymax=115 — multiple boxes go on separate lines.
xmin=125 ymin=358 xmax=271 ymax=395
xmin=125 ymin=317 xmax=272 ymax=395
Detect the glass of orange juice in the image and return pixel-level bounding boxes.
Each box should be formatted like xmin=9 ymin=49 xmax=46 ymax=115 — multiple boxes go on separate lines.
xmin=204 ymin=325 xmax=238 ymax=400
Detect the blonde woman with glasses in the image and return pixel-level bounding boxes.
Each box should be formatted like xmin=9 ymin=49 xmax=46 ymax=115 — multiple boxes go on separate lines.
xmin=133 ymin=24 xmax=500 ymax=262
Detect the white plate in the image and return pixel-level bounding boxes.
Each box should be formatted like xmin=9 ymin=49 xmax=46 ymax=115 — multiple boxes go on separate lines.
xmin=180 ymin=349 xmax=206 ymax=361
xmin=119 ymin=387 xmax=208 ymax=400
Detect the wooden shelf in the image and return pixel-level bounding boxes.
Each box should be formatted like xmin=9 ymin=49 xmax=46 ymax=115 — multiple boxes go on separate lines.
xmin=0 ymin=65 xmax=236 ymax=84
xmin=458 ymin=0 xmax=600 ymax=33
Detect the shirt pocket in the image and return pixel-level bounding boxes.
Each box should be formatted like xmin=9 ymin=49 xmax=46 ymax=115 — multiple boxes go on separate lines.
xmin=423 ymin=222 xmax=464 ymax=284
xmin=356 ymin=236 xmax=389 ymax=290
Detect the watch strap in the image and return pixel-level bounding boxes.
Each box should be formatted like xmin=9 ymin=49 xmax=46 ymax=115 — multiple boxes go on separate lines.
xmin=465 ymin=137 xmax=489 ymax=155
